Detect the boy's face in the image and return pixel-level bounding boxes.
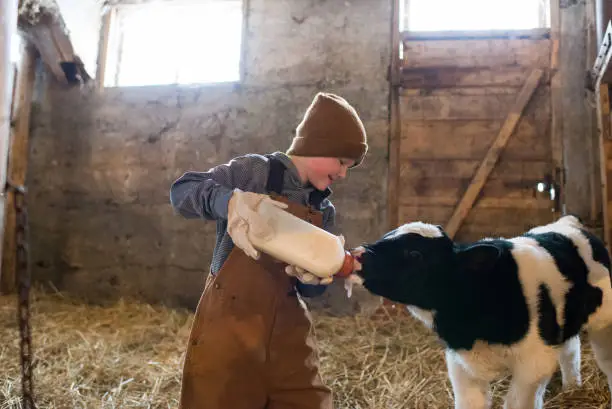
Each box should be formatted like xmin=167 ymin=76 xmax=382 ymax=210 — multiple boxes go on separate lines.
xmin=304 ymin=157 xmax=355 ymax=190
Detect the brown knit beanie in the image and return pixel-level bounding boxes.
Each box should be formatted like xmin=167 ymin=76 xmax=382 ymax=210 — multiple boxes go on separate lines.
xmin=286 ymin=92 xmax=368 ymax=167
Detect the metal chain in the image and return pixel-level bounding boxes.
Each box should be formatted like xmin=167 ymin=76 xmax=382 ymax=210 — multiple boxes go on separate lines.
xmin=6 ymin=181 xmax=35 ymax=409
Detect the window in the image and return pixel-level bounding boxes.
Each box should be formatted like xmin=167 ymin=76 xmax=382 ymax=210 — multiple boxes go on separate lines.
xmin=402 ymin=0 xmax=550 ymax=32
xmin=103 ymin=0 xmax=243 ymax=87
xmin=11 ymin=32 xmax=22 ymax=65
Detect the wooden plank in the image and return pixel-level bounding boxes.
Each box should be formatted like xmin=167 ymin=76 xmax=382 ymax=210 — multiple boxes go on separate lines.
xmin=597 ymin=83 xmax=612 ymax=251
xmin=400 ymin=119 xmax=551 ymax=160
xmin=398 ymin=177 xmax=545 ymax=201
xmin=403 ymin=39 xmax=551 ymax=69
xmin=590 ymin=21 xmax=612 ymax=88
xmin=388 ymin=0 xmax=401 ymax=231
xmin=401 ymin=87 xmax=524 ymax=97
xmin=401 ymin=66 xmax=537 ymax=89
xmin=0 ymin=46 xmax=35 ymax=294
xmin=400 ymin=196 xmax=553 ymax=209
xmin=586 ymin=2 xmax=601 ymax=223
xmin=549 ymin=0 xmax=563 ymax=221
xmin=403 ymin=28 xmax=551 ymax=41
xmin=401 ymin=93 xmax=517 ymax=120
xmin=401 ymin=206 xmax=554 ymax=226
xmin=445 ymin=69 xmax=544 ymax=238
xmin=96 ymin=7 xmax=113 ymax=90
xmin=550 ymin=0 xmax=560 ymax=47
xmin=25 ymin=25 xmax=67 ymax=83
xmin=400 ymin=86 xmax=549 ymax=120
xmin=559 ymin=4 xmax=595 ymax=221
xmin=48 ymin=20 xmax=75 ymax=62
xmin=400 ymin=159 xmax=551 ymax=180
xmin=0 ymin=0 xmax=19 ymax=294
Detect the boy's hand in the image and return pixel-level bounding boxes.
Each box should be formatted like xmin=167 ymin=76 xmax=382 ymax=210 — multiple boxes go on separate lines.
xmin=285 ymin=234 xmax=345 ymax=285
xmin=227 ymin=189 xmax=288 ymax=259
xmin=285 ymin=265 xmax=334 ymax=285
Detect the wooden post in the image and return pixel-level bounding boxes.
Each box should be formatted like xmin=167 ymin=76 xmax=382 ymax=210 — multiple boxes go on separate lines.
xmin=0 ymin=46 xmax=36 ymax=294
xmin=550 ymin=0 xmax=565 ymax=219
xmin=96 ymin=7 xmax=113 ymax=91
xmin=445 ymin=69 xmax=544 ymax=238
xmin=387 ymin=0 xmax=401 ymax=231
xmin=589 ymin=20 xmax=612 ymax=251
xmin=0 ymin=0 xmax=19 ymax=293
xmin=596 ymin=83 xmax=612 ymax=252
xmin=587 ymin=0 xmax=602 ymax=223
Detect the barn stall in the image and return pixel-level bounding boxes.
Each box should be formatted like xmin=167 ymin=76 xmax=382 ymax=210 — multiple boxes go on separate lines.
xmin=0 ymin=0 xmax=610 ymax=408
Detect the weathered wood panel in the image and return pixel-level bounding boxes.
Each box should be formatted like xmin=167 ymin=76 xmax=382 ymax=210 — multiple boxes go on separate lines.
xmin=443 ymin=68 xmax=544 ymax=238
xmin=397 ymin=36 xmax=554 ymax=240
xmin=403 ymin=39 xmax=551 ymax=68
xmin=0 ymin=46 xmax=35 ymax=294
xmin=400 ymin=85 xmax=549 ymax=121
xmin=401 ymin=196 xmax=552 ymax=209
xmin=402 ymin=87 xmax=523 ymax=97
xmin=401 ymin=66 xmax=538 ymax=89
xmin=400 ymin=159 xmax=551 ymax=180
xmin=400 ymin=119 xmax=551 ymax=160
xmin=399 ymin=204 xmax=554 ymax=242
xmin=400 ymin=206 xmax=553 ymax=227
xmin=401 ymin=93 xmax=517 ymax=121
xmin=398 ymin=177 xmax=544 ymax=201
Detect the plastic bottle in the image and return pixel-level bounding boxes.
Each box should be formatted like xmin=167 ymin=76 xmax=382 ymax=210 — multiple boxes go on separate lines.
xmin=248 ymin=198 xmax=356 ymax=279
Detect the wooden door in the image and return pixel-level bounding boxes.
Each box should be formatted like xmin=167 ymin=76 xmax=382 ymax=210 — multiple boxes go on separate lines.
xmin=394 ymin=30 xmax=559 ymax=242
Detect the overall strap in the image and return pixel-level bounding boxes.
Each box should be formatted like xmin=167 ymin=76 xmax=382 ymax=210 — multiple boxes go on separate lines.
xmin=309 ymin=190 xmax=327 ymax=209
xmin=265 ymin=155 xmax=287 ymax=195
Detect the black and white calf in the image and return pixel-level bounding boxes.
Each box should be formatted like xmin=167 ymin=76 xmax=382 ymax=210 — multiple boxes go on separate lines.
xmin=348 ymin=215 xmax=612 ymax=409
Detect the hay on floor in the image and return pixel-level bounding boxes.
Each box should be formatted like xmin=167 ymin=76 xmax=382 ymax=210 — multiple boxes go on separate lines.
xmin=0 ymin=289 xmax=610 ymax=408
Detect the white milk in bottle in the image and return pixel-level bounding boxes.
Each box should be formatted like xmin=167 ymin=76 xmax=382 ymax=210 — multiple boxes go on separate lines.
xmin=248 ymin=198 xmax=355 ymax=278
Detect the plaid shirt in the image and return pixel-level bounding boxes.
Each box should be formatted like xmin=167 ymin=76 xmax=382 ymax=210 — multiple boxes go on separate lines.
xmin=169 ymin=151 xmax=337 ymax=297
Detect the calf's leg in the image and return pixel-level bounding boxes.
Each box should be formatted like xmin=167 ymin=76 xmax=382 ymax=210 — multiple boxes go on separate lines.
xmin=503 ymin=353 xmax=557 ymax=409
xmin=503 ymin=375 xmax=551 ymax=409
xmin=558 ymin=335 xmax=582 ymax=388
xmin=588 ymin=324 xmax=612 ymax=408
xmin=446 ymin=350 xmax=491 ymax=409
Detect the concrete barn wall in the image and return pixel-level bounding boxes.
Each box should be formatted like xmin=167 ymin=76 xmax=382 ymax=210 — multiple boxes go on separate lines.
xmin=27 ymin=0 xmax=391 ymax=314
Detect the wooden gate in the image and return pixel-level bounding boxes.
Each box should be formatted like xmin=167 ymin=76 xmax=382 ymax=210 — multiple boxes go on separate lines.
xmin=389 ymin=30 xmax=561 ymax=242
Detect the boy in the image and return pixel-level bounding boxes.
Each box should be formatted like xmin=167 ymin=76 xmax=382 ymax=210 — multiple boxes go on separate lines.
xmin=169 ymin=92 xmax=368 ymax=409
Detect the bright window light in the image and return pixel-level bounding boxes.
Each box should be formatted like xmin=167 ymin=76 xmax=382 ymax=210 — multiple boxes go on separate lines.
xmin=104 ymin=0 xmax=243 ymax=87
xmin=405 ymin=0 xmax=548 ymax=32
xmin=11 ymin=32 xmax=22 ymax=64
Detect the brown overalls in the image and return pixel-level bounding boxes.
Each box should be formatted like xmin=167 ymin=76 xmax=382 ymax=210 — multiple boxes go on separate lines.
xmin=179 ymin=158 xmax=333 ymax=409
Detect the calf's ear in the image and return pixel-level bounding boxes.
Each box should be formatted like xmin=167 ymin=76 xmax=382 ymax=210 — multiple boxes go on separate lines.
xmin=456 ymin=243 xmax=501 ymax=272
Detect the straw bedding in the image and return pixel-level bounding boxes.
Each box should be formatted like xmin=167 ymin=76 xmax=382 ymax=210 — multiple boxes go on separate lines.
xmin=1 ymin=288 xmax=610 ymax=409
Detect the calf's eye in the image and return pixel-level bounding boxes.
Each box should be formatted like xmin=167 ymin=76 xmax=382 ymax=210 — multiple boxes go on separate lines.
xmin=404 ymin=250 xmax=423 ymax=263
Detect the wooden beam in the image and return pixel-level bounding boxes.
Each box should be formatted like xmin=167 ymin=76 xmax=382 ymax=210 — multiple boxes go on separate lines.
xmin=445 ymin=69 xmax=544 ymax=238
xmin=587 ymin=0 xmax=602 ymax=224
xmin=590 ymin=20 xmax=612 ymax=88
xmin=387 ymin=0 xmax=401 ymax=231
xmin=549 ymin=0 xmax=564 ymax=219
xmin=402 ymin=28 xmax=551 ymax=41
xmin=96 ymin=7 xmax=113 ymax=91
xmin=401 ymin=196 xmax=554 ymax=209
xmin=0 ymin=0 xmax=19 ymax=292
xmin=27 ymin=24 xmax=68 ymax=82
xmin=401 ymin=66 xmax=540 ymax=90
xmin=0 ymin=45 xmax=36 ymax=294
xmin=597 ymin=83 xmax=612 ymax=252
